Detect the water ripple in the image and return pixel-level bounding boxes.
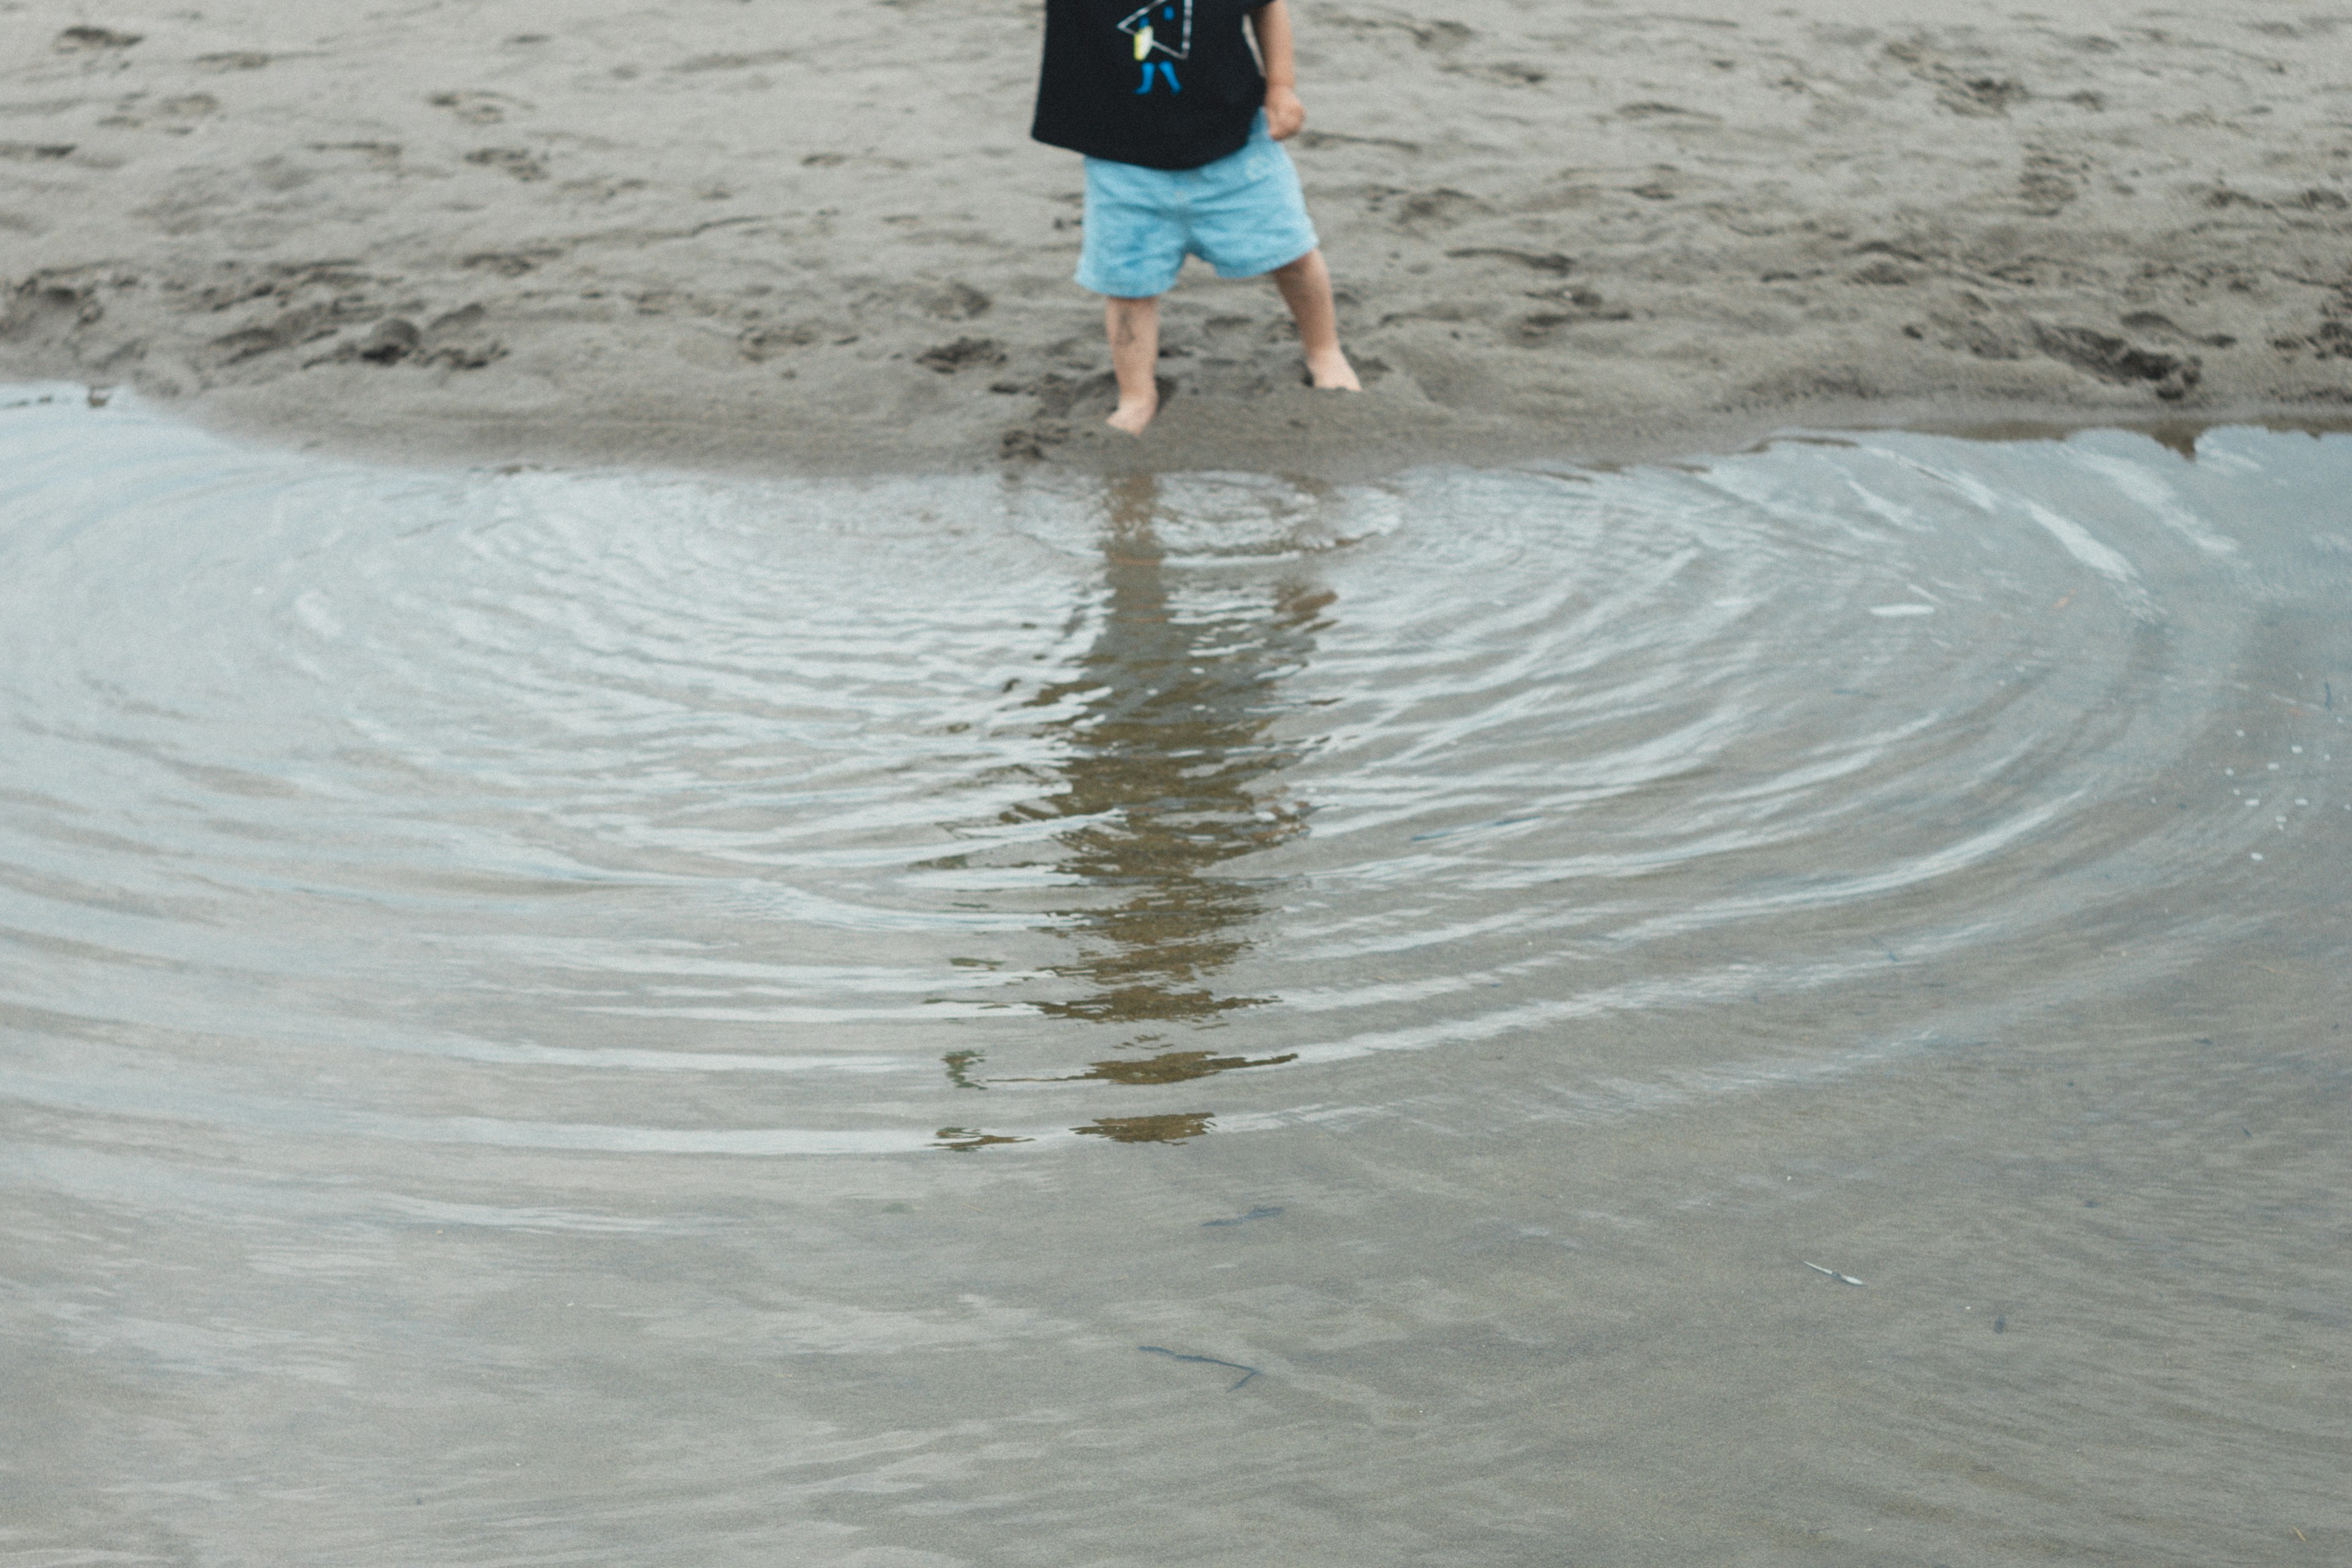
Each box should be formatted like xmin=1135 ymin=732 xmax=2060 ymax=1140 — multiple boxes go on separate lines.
xmin=1 ymin=386 xmax=2344 ymax=1161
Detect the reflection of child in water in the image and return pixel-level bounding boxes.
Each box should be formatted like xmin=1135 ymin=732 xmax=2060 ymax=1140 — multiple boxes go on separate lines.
xmin=1032 ymin=0 xmax=1359 ymax=435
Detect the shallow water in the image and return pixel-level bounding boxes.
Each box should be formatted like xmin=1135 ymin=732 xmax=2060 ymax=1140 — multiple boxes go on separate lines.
xmin=3 ymin=385 xmax=2346 ymax=1564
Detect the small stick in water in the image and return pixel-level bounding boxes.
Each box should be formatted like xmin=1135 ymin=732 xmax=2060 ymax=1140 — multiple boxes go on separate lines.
xmin=1801 ymin=1261 xmax=1866 ymax=1286
xmin=1139 ymin=1344 xmax=1261 ymax=1390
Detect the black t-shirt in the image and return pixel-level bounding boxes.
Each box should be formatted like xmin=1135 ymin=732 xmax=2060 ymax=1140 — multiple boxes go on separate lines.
xmin=1033 ymin=0 xmax=1271 ymax=171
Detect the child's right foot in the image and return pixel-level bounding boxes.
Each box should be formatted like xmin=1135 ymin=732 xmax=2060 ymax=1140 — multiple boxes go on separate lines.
xmin=1107 ymin=396 xmax=1157 ymax=435
xmin=1306 ymin=348 xmax=1362 ymax=391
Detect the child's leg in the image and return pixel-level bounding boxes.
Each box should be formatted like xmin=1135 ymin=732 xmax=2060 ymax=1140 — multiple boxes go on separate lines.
xmin=1270 ymin=249 xmax=1360 ymax=391
xmin=1105 ymin=294 xmax=1161 ymax=435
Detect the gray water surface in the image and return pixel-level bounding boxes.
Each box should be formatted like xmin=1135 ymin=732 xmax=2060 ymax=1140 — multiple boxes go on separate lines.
xmin=3 ymin=385 xmax=2346 ymax=1564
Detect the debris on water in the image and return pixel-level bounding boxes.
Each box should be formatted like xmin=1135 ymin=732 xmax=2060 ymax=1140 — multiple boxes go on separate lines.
xmin=1074 ymin=1111 xmax=1213 ymax=1144
xmin=1802 ymin=1261 xmax=1866 ymax=1286
xmin=1203 ymin=1205 xmax=1283 ymax=1227
xmin=1139 ymin=1344 xmax=1260 ymax=1390
xmin=932 ymin=1126 xmax=1031 ymax=1153
xmin=1993 ymin=1314 xmax=2007 ymax=1333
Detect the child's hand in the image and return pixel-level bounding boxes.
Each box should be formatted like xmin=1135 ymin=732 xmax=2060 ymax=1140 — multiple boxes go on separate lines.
xmin=1265 ymin=85 xmax=1305 ymax=140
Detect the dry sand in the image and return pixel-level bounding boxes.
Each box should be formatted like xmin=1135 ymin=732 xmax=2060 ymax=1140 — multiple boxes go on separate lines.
xmin=4 ymin=0 xmax=2351 ymax=475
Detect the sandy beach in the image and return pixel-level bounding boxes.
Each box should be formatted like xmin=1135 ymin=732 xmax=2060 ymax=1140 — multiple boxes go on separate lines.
xmin=9 ymin=6 xmax=2352 ymax=1562
xmin=4 ymin=0 xmax=2351 ymax=473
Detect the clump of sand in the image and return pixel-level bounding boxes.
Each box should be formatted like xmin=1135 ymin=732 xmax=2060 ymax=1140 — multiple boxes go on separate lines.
xmin=4 ymin=0 xmax=2349 ymax=473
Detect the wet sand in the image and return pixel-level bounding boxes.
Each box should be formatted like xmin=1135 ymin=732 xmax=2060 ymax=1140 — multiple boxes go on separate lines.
xmin=5 ymin=0 xmax=2352 ymax=475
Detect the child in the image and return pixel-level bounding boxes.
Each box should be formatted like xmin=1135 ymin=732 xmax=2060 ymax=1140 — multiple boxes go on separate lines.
xmin=1032 ymin=0 xmax=1360 ymax=434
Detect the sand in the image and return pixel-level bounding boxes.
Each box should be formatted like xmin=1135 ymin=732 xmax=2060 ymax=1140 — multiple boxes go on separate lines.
xmin=4 ymin=0 xmax=2351 ymax=475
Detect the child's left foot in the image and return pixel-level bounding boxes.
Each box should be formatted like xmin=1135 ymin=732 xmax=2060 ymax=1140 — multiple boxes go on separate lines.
xmin=1106 ymin=394 xmax=1158 ymax=435
xmin=1305 ymin=349 xmax=1362 ymax=391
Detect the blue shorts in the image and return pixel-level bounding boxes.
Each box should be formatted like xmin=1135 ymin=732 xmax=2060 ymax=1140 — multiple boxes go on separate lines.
xmin=1076 ymin=115 xmax=1321 ymax=300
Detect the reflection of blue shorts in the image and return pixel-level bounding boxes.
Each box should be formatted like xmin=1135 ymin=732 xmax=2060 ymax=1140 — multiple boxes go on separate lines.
xmin=1076 ymin=115 xmax=1321 ymax=299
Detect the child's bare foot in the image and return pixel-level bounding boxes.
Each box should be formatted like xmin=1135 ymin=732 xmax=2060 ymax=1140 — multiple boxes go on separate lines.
xmin=1103 ymin=296 xmax=1162 ymax=435
xmin=1306 ymin=348 xmax=1361 ymax=391
xmin=1272 ymin=251 xmax=1360 ymax=392
xmin=1106 ymin=392 xmax=1158 ymax=435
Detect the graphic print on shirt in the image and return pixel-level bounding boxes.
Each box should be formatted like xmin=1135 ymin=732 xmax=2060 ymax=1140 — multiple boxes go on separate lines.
xmin=1118 ymin=1 xmax=1193 ymax=94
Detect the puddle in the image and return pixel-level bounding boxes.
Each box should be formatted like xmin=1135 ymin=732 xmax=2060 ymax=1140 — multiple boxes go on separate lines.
xmin=5 ymin=383 xmax=2346 ymax=1562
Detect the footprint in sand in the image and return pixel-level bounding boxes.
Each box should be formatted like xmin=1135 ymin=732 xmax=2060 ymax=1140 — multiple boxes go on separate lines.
xmin=2019 ymin=149 xmax=2087 ymax=216
xmin=916 ymin=337 xmax=1005 ymax=374
xmin=668 ymin=50 xmax=796 ymax=74
xmin=2119 ymin=311 xmax=2235 ymax=350
xmin=1330 ymin=16 xmax=1471 ymax=53
xmin=921 ymin=282 xmax=992 ymax=321
xmin=1446 ymin=247 xmax=1574 ymax=276
xmin=1442 ymin=61 xmax=1546 ymax=87
xmin=309 ymin=140 xmax=404 ymax=171
xmin=99 ymin=92 xmax=221 ymax=135
xmin=54 ymin=26 xmax=142 ymax=53
xmin=739 ymin=323 xmax=820 ymax=363
xmin=1885 ymin=42 xmax=2029 ymax=118
xmin=1389 ymin=188 xmax=1487 ymax=232
xmin=0 ymin=277 xmax=108 ymax=343
xmin=210 ymin=306 xmax=345 ymax=368
xmin=461 ymin=250 xmax=560 ymax=278
xmin=310 ymin=309 xmax=505 ymax=372
xmin=429 ymin=91 xmax=530 ymax=125
xmin=1294 ymin=130 xmax=1419 ymax=154
xmin=2032 ymin=322 xmax=2201 ymax=399
xmin=463 ymin=147 xmax=548 ymax=182
xmin=1613 ymin=101 xmax=1720 ymax=124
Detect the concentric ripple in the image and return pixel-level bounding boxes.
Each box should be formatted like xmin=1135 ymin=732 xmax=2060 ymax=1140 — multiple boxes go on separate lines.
xmin=0 ymin=386 xmax=2343 ymax=1166
xmin=7 ymin=385 xmax=2350 ymax=1562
